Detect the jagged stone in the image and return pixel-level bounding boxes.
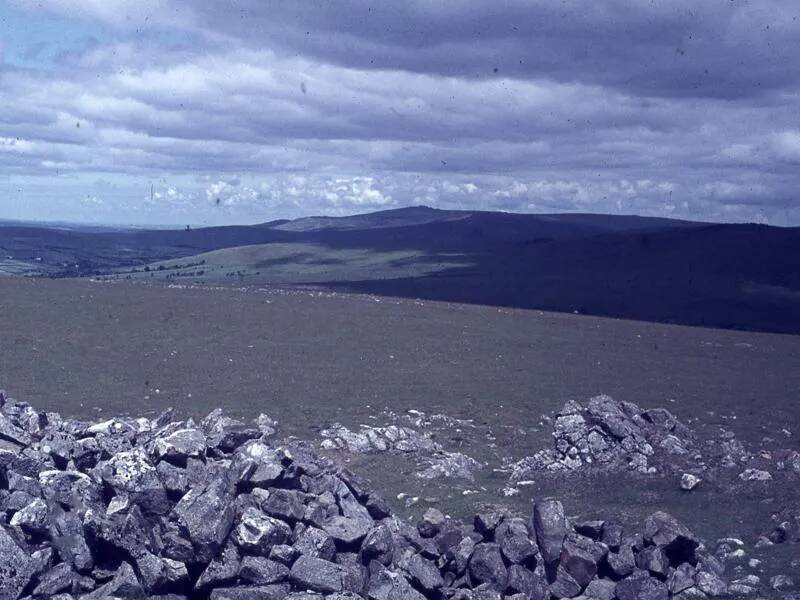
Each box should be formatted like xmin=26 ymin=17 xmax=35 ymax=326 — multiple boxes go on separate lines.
xmin=196 ymin=543 xmax=241 ymax=590
xmin=9 ymin=497 xmax=49 ymax=537
xmin=83 ymin=561 xmax=145 ymax=599
xmin=468 ymin=543 xmax=507 ymax=590
xmin=32 ymin=562 xmax=75 ymax=597
xmin=506 ymin=564 xmax=547 ymax=597
xmin=402 ymin=551 xmax=444 ymax=591
xmin=295 ymin=526 xmax=337 ymax=561
xmin=290 ymin=555 xmax=348 ymax=593
xmin=101 ymin=449 xmax=170 ymax=515
xmin=533 ymin=499 xmax=566 ymax=565
xmin=239 ymin=556 xmax=289 ymax=585
xmin=0 ymin=393 xmax=730 ymax=600
xmin=153 ymin=428 xmax=206 ymax=465
xmin=615 ymin=574 xmax=669 ymax=600
xmin=0 ymin=526 xmax=37 ymax=600
xmin=361 ymin=524 xmax=394 ymax=563
xmin=172 ymin=473 xmax=237 ymax=562
xmin=232 ymin=507 xmax=292 ymax=555
xmin=367 ymin=569 xmax=426 ymax=600
xmin=495 ymin=517 xmax=538 ymax=564
xmin=324 ymin=516 xmax=372 ymax=545
xmin=643 ymin=511 xmax=699 ymax=565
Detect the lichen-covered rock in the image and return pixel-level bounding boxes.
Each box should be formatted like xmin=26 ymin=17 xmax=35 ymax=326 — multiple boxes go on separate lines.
xmin=0 ymin=526 xmax=37 ymax=600
xmin=508 ymin=395 xmax=704 ymax=478
xmin=0 ymin=390 xmax=727 ymax=600
xmin=532 ymin=499 xmax=566 ymax=566
xmin=290 ymin=555 xmax=348 ymax=593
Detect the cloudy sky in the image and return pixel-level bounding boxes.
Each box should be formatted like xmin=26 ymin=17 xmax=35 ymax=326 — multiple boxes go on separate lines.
xmin=1 ymin=1 xmax=799 ymax=226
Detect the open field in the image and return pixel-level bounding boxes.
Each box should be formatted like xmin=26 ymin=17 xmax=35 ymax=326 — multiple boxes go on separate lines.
xmin=2 ymin=277 xmax=799 ymax=584
xmin=4 ymin=207 xmax=800 ymax=334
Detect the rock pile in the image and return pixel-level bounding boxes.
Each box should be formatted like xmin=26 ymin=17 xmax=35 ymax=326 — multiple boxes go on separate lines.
xmin=0 ymin=389 xmax=728 ymax=599
xmin=763 ymin=508 xmax=800 ymax=545
xmin=508 ymin=396 xmax=700 ymax=479
xmin=320 ymin=423 xmax=480 ymax=481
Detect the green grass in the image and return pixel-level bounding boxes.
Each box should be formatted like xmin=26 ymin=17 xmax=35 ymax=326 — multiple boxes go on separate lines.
xmin=112 ymin=243 xmax=470 ymax=284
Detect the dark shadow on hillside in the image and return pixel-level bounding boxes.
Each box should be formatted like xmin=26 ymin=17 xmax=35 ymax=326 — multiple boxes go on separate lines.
xmin=306 ymin=222 xmax=800 ymax=335
xmin=2 ymin=207 xmax=799 ymax=334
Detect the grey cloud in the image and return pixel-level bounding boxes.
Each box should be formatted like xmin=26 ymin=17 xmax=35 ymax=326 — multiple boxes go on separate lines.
xmin=1 ymin=1 xmax=799 ymax=225
xmin=32 ymin=0 xmax=800 ymax=99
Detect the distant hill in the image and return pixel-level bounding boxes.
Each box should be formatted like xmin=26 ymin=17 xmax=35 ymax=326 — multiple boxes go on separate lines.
xmin=1 ymin=207 xmax=798 ymax=333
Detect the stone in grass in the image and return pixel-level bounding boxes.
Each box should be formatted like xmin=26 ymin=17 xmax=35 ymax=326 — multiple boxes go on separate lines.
xmin=738 ymin=468 xmax=772 ymax=481
xmin=680 ymin=473 xmax=701 ymax=491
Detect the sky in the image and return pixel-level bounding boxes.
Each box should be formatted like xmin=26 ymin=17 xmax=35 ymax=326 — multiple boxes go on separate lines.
xmin=1 ymin=1 xmax=799 ymax=227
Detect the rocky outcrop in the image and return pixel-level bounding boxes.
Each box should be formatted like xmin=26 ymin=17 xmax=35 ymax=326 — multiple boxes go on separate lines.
xmin=508 ymin=395 xmax=701 ymax=478
xmin=0 ymin=389 xmax=729 ymax=599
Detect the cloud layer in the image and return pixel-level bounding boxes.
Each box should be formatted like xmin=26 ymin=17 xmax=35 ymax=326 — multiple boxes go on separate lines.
xmin=1 ymin=0 xmax=799 ymax=225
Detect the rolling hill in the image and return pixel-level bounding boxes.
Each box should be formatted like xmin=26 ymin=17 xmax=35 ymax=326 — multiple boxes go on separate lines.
xmin=1 ymin=206 xmax=798 ymax=333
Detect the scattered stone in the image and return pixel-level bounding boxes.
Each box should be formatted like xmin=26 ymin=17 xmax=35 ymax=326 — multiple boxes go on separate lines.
xmin=738 ymin=468 xmax=772 ymax=481
xmin=680 ymin=473 xmax=701 ymax=491
xmin=0 ymin=391 xmax=730 ymax=600
xmin=320 ymin=422 xmax=480 ymax=480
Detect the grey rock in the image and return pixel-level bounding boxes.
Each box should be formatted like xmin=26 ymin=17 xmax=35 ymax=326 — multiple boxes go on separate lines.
xmin=101 ymin=449 xmax=169 ymax=515
xmin=153 ymin=428 xmax=206 ymax=465
xmin=295 ymin=526 xmax=337 ymax=561
xmin=506 ymin=564 xmax=547 ymax=598
xmin=0 ymin=526 xmax=39 ymax=600
xmin=233 ymin=507 xmax=292 ymax=555
xmin=696 ymin=569 xmax=729 ymax=596
xmin=9 ymin=497 xmax=49 ymax=537
xmin=324 ymin=516 xmax=372 ymax=545
xmin=367 ymin=569 xmax=426 ymax=600
xmin=208 ymin=584 xmax=290 ymax=600
xmin=495 ymin=517 xmax=538 ymax=564
xmin=261 ymin=488 xmax=306 ymax=522
xmin=403 ymin=552 xmax=444 ymax=591
xmin=82 ymin=561 xmax=145 ymax=599
xmin=195 ymin=543 xmax=241 ymax=590
xmin=361 ymin=524 xmax=394 ymax=562
xmin=468 ymin=543 xmax=507 ymax=590
xmin=615 ymin=575 xmax=669 ymax=600
xmin=532 ymin=499 xmax=566 ymax=565
xmin=239 ymin=556 xmax=289 ymax=585
xmin=643 ymin=511 xmax=699 ymax=565
xmin=172 ymin=473 xmax=236 ymax=562
xmin=583 ymin=578 xmax=616 ymax=600
xmin=770 ymin=575 xmax=795 ymax=590
xmin=549 ymin=564 xmax=582 ymax=598
xmin=289 ymin=555 xmax=348 ymax=594
xmin=32 ymin=563 xmax=75 ymax=597
xmin=559 ymin=535 xmax=599 ymax=588
xmin=636 ymin=545 xmax=670 ymax=578
xmin=668 ymin=563 xmax=697 ymax=595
